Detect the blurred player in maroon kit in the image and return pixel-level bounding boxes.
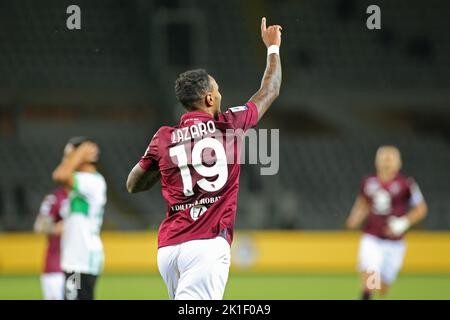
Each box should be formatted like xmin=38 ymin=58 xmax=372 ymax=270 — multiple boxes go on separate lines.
xmin=346 ymin=146 xmax=428 ymax=300
xmin=33 ymin=187 xmax=68 ymax=300
xmin=127 ymin=17 xmax=282 ymax=299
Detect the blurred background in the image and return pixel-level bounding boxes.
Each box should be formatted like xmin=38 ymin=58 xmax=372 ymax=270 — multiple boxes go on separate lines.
xmin=0 ymin=0 xmax=449 ymax=299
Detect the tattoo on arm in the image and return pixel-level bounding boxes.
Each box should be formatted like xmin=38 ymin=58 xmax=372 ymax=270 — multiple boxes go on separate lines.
xmin=127 ymin=164 xmax=161 ymax=194
xmin=250 ymin=53 xmax=282 ymax=120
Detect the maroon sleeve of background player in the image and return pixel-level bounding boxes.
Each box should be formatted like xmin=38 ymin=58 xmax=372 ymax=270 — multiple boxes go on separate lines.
xmin=51 ymin=188 xmax=67 ymax=221
xmin=139 ymin=129 xmax=160 ymax=171
xmin=49 ymin=193 xmax=60 ymax=219
xmin=41 ymin=189 xmax=62 ymax=220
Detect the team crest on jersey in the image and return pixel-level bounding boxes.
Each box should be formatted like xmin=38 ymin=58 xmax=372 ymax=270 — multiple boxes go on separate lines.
xmin=190 ymin=205 xmax=207 ymax=221
xmin=373 ymin=189 xmax=392 ymax=215
xmin=389 ymin=182 xmax=400 ymax=195
xmin=228 ymin=106 xmax=248 ymax=112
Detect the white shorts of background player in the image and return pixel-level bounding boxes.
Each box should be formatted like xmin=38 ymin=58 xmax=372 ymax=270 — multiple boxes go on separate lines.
xmin=41 ymin=272 xmax=65 ymax=300
xmin=157 ymin=236 xmax=231 ymax=300
xmin=358 ymin=233 xmax=406 ymax=285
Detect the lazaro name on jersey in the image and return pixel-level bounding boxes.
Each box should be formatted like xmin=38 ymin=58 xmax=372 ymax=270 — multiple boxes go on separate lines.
xmin=171 ymin=120 xmax=216 ymax=143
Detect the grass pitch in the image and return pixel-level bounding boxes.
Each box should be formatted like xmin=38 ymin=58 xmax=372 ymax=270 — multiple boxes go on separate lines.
xmin=1 ymin=273 xmax=449 ymax=300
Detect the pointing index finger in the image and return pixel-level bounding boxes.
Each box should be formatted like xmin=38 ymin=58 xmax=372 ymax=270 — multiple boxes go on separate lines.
xmin=261 ymin=17 xmax=267 ymax=33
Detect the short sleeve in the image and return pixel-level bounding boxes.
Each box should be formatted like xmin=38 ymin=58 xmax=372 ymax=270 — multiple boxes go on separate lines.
xmin=73 ymin=172 xmax=87 ymax=198
xmin=139 ymin=130 xmax=160 ymax=171
xmin=408 ymin=178 xmax=424 ymax=207
xmin=220 ymin=101 xmax=259 ymax=131
xmin=73 ymin=172 xmax=98 ymax=198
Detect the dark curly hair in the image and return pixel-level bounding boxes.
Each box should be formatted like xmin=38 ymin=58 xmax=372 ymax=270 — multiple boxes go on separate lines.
xmin=174 ymin=69 xmax=212 ymax=110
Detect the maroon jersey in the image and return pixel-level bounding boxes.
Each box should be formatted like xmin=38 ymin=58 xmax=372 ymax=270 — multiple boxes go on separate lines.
xmin=38 ymin=187 xmax=68 ymax=273
xmin=139 ymin=102 xmax=258 ymax=248
xmin=360 ymin=173 xmax=423 ymax=240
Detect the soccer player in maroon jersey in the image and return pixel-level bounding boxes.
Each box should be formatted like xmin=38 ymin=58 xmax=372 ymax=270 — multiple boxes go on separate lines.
xmin=346 ymin=146 xmax=428 ymax=300
xmin=127 ymin=17 xmax=282 ymax=300
xmin=33 ymin=187 xmax=68 ymax=300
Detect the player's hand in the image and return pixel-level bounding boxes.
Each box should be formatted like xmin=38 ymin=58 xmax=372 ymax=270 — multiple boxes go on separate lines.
xmin=53 ymin=221 xmax=64 ymax=235
xmin=78 ymin=142 xmax=99 ymax=163
xmin=261 ymin=17 xmax=282 ymax=48
xmin=386 ymin=216 xmax=410 ymax=237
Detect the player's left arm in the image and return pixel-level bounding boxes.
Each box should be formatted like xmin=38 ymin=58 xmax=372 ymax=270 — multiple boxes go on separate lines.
xmin=387 ymin=180 xmax=428 ymax=236
xmin=405 ymin=200 xmax=428 ymax=225
xmin=126 ymin=164 xmax=161 ymax=194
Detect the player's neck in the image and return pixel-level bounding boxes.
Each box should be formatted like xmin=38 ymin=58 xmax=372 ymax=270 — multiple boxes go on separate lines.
xmin=77 ymin=163 xmax=97 ymax=173
xmin=191 ymin=105 xmax=216 ymax=118
xmin=377 ymin=171 xmax=397 ymax=183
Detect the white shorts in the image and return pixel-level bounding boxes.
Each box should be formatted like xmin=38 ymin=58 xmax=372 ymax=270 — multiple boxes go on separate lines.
xmin=41 ymin=272 xmax=65 ymax=300
xmin=157 ymin=236 xmax=231 ymax=300
xmin=358 ymin=233 xmax=406 ymax=285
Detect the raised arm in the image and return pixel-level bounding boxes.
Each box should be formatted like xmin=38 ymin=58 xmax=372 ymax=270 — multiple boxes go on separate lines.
xmin=52 ymin=142 xmax=98 ymax=188
xmin=250 ymin=17 xmax=283 ymax=121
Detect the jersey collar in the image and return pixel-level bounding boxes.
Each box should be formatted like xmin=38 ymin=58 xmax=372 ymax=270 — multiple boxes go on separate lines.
xmin=180 ymin=111 xmax=214 ymax=125
xmin=377 ymin=173 xmax=400 ymax=187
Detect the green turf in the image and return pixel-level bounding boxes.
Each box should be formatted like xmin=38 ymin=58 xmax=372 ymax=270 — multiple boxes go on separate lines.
xmin=0 ymin=273 xmax=449 ymax=300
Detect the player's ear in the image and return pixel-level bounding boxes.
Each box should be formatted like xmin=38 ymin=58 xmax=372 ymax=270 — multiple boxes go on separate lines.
xmin=205 ymin=93 xmax=214 ymax=107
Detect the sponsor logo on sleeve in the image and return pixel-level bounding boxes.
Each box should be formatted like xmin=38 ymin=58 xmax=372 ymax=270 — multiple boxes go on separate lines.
xmin=228 ymin=106 xmax=248 ymax=113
